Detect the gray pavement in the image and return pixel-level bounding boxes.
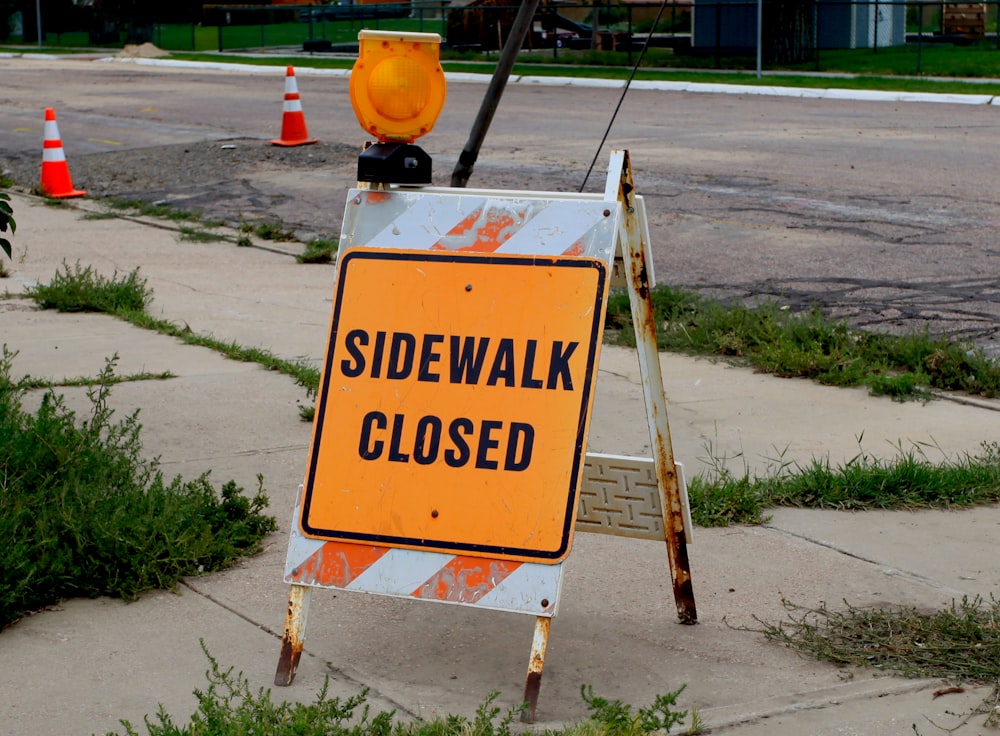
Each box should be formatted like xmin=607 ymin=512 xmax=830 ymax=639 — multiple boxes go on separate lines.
xmin=3 ymin=188 xmax=1000 ymax=736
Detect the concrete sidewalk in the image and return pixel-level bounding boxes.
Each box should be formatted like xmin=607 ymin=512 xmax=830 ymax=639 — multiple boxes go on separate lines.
xmin=3 ymin=191 xmax=1000 ymax=735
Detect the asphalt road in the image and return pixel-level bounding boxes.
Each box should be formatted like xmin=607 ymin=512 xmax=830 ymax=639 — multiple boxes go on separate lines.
xmin=2 ymin=56 xmax=999 ymax=350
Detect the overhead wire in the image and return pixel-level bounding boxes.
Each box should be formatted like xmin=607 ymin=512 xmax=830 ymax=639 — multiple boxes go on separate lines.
xmin=579 ymin=0 xmax=670 ymax=192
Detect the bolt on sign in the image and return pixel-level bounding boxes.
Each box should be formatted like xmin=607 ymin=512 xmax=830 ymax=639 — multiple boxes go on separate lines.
xmin=300 ymin=248 xmax=607 ymax=563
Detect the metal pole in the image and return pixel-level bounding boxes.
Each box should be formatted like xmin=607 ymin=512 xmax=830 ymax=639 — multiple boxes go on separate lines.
xmin=873 ymin=0 xmax=879 ymax=54
xmin=627 ymin=5 xmax=633 ymax=66
xmin=917 ymin=0 xmax=923 ymax=74
xmin=35 ymin=0 xmax=42 ymax=47
xmin=520 ymin=616 xmax=551 ymax=724
xmin=450 ymin=0 xmax=543 ymax=188
xmin=614 ymin=150 xmax=698 ymax=624
xmin=756 ymin=0 xmax=762 ymax=78
xmin=274 ymin=584 xmax=312 ymax=686
xmin=714 ymin=0 xmax=721 ymax=68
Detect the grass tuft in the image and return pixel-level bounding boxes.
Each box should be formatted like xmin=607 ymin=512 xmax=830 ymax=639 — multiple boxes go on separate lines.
xmin=27 ymin=261 xmax=150 ymax=313
xmin=606 ymin=285 xmax=1000 ymax=400
xmin=26 ymin=262 xmax=320 ymax=396
xmin=178 ymin=225 xmax=226 ymax=243
xmin=0 ymin=349 xmax=276 ymax=630
xmin=297 ymin=238 xmax=338 ymax=264
xmin=688 ymin=441 xmax=1000 ymax=527
xmin=102 ymin=642 xmax=699 ymax=736
xmin=758 ymin=596 xmax=1000 ymax=689
xmin=248 ymin=220 xmax=297 ymax=242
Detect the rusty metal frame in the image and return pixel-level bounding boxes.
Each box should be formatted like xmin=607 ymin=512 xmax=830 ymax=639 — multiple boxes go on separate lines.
xmin=274 ymin=151 xmax=696 ymax=707
xmin=274 ymin=583 xmax=311 ymax=686
xmin=520 ymin=616 xmax=552 ymax=723
xmin=610 ymin=149 xmax=697 ymax=624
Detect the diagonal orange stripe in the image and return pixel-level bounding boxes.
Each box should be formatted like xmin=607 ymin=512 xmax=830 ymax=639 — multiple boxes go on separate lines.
xmin=290 ymin=541 xmax=389 ymax=586
xmin=412 ymin=556 xmax=521 ymax=603
xmin=434 ymin=208 xmax=518 ymax=253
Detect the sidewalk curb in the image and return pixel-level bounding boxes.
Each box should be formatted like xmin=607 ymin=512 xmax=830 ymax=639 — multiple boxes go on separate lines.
xmin=84 ymin=55 xmax=1000 ymax=106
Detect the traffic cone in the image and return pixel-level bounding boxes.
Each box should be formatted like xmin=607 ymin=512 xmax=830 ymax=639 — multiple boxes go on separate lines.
xmin=40 ymin=108 xmax=86 ymax=198
xmin=270 ymin=66 xmax=318 ymax=147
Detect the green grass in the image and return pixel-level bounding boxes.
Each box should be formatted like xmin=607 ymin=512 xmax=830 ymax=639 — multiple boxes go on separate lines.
xmin=7 ymin=13 xmax=1000 ymax=83
xmin=805 ymin=42 xmax=1000 ymax=78
xmin=164 ymin=39 xmax=1000 ymax=94
xmin=606 ymin=285 xmax=1000 ymax=400
xmin=178 ymin=225 xmax=227 ymax=243
xmin=28 ymin=261 xmax=150 ymax=313
xmin=755 ymin=596 xmax=1000 ymax=730
xmin=151 ymin=17 xmax=434 ymax=52
xmin=0 ymin=348 xmax=277 ymax=631
xmin=102 ymin=644 xmax=699 ymax=736
xmin=27 ymin=261 xmax=320 ymax=397
xmin=244 ymin=219 xmax=298 ymax=243
xmin=688 ymin=440 xmax=1000 ymax=527
xmin=128 ymin=310 xmax=320 ymax=395
xmin=297 ymin=238 xmax=338 ymax=264
xmin=13 ymin=369 xmax=175 ymax=391
xmin=761 ymin=596 xmax=1000 ymax=683
xmin=103 ymin=198 xmax=222 ymax=227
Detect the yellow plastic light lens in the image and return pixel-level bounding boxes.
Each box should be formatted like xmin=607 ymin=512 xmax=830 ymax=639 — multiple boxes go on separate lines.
xmin=350 ymin=31 xmax=446 ymax=143
xmin=368 ymin=57 xmax=431 ymax=121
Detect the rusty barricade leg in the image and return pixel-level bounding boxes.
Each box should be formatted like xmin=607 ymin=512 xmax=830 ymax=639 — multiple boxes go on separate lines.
xmin=520 ymin=615 xmax=552 ymax=723
xmin=274 ymin=583 xmax=312 ymax=686
xmin=612 ymin=149 xmax=697 ymax=624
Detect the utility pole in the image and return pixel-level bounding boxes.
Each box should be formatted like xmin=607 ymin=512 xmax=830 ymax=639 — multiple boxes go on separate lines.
xmin=450 ymin=0 xmax=542 ymax=188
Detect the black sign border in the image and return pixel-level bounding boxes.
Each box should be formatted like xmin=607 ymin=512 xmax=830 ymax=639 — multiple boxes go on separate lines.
xmin=299 ymin=248 xmax=608 ymax=562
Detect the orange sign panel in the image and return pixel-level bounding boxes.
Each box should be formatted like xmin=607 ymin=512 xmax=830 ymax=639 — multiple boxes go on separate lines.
xmin=299 ymin=248 xmax=608 ymax=563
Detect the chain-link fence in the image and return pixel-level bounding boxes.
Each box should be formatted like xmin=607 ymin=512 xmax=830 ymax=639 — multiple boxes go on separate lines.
xmin=6 ymin=1 xmax=999 ymax=76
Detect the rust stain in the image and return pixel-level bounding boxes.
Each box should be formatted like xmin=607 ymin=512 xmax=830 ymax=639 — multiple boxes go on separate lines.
xmin=521 ymin=672 xmax=542 ymax=723
xmin=563 ymin=239 xmax=585 ymax=256
xmin=617 ymin=150 xmax=697 ymax=625
xmin=274 ymin=585 xmax=309 ymax=686
xmin=933 ymin=686 xmax=965 ymax=699
xmin=274 ymin=636 xmax=302 ymax=686
xmin=520 ymin=616 xmax=551 ymax=724
xmin=365 ymin=191 xmax=391 ymax=204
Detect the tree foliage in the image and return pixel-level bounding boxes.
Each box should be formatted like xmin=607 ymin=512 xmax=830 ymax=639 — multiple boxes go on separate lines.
xmin=0 ymin=192 xmax=14 ymax=261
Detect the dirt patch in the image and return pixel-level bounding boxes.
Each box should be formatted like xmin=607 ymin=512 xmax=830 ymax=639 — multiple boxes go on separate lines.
xmin=116 ymin=43 xmax=170 ymax=59
xmin=1 ymin=138 xmax=362 ymax=239
xmin=0 ymin=138 xmax=583 ymax=242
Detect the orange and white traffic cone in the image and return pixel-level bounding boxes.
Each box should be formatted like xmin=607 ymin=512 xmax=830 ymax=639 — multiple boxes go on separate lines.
xmin=40 ymin=108 xmax=86 ymax=198
xmin=270 ymin=66 xmax=318 ymax=147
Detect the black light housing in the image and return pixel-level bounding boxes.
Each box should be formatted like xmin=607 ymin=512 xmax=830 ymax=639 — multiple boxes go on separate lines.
xmin=357 ymin=142 xmax=432 ymax=185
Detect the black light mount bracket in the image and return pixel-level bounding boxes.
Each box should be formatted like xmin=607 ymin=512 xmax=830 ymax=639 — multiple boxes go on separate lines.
xmin=357 ymin=142 xmax=432 ymax=185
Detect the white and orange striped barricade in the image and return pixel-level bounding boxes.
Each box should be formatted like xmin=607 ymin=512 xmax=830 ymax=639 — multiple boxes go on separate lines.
xmin=275 ymin=151 xmax=695 ymax=723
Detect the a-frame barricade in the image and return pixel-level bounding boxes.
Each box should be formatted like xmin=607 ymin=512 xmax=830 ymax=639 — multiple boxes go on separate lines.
xmin=274 ymin=150 xmax=696 ymax=723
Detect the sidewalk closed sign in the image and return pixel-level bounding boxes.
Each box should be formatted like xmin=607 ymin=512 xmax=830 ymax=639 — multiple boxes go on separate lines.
xmin=299 ymin=247 xmax=607 ymax=563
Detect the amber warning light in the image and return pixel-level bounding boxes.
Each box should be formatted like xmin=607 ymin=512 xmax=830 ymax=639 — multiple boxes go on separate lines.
xmin=350 ymin=30 xmax=447 ymax=185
